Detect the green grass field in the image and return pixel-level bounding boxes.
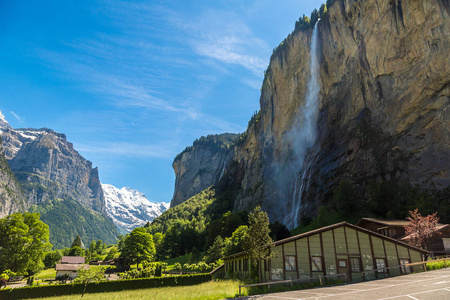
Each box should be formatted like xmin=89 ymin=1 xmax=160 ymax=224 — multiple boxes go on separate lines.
xmin=35 ymin=268 xmax=57 ymax=279
xmin=27 ymin=280 xmax=245 ymax=300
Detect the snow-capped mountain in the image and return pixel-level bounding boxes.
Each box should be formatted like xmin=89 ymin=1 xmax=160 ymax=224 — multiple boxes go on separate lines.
xmin=102 ymin=183 xmax=169 ymax=234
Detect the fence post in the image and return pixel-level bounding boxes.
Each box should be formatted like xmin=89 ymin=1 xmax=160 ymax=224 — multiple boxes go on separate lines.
xmin=422 ymin=261 xmax=427 ymax=272
xmin=319 ymin=275 xmax=323 ymax=286
xmin=239 ymin=285 xmax=241 ymax=296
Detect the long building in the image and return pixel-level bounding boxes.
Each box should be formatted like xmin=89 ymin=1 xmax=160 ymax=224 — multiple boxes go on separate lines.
xmin=223 ymin=222 xmax=428 ymax=282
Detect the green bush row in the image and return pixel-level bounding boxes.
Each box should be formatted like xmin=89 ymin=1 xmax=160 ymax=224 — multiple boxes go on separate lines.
xmin=426 ymin=259 xmax=450 ymax=271
xmin=0 ymin=273 xmax=211 ymax=300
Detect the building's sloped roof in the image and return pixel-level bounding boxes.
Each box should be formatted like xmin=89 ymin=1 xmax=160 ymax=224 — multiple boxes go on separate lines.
xmin=357 ymin=217 xmax=446 ymax=228
xmin=60 ymin=256 xmax=85 ymax=264
xmin=224 ymin=221 xmax=428 ymax=260
xmin=356 ymin=218 xmax=411 ymax=227
xmin=55 ymin=264 xmax=89 ymax=271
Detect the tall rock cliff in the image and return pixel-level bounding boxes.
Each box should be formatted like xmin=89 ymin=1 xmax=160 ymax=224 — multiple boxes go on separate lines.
xmin=171 ymin=133 xmax=239 ymax=207
xmin=0 ymin=113 xmax=118 ymax=247
xmin=0 ymin=137 xmax=26 ymax=218
xmin=2 ymin=127 xmax=106 ymax=213
xmin=172 ymin=0 xmax=449 ymax=228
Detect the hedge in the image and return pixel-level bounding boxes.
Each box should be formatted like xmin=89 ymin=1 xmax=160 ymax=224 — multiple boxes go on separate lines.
xmin=0 ymin=273 xmax=211 ymax=300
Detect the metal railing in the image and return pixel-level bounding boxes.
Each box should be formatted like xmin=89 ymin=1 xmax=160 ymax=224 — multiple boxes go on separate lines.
xmin=238 ymin=257 xmax=450 ymax=296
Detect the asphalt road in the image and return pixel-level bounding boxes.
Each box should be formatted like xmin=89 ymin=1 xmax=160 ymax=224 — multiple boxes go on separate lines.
xmin=240 ymin=267 xmax=450 ymax=300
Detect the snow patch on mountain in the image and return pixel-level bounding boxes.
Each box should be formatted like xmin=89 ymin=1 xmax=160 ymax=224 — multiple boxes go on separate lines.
xmin=102 ymin=183 xmax=169 ymax=234
xmin=0 ymin=110 xmax=11 ymax=131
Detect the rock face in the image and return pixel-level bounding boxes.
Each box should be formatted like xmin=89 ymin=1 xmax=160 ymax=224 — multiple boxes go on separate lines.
xmin=0 ymin=137 xmax=26 ymax=218
xmin=2 ymin=127 xmax=106 ymax=213
xmin=0 ymin=111 xmax=118 ymax=246
xmin=102 ymin=183 xmax=169 ymax=234
xmin=171 ymin=133 xmax=239 ymax=207
xmin=172 ymin=0 xmax=450 ymax=228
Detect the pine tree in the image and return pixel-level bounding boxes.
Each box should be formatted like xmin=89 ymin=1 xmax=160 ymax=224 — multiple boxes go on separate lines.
xmin=71 ymin=235 xmax=84 ymax=249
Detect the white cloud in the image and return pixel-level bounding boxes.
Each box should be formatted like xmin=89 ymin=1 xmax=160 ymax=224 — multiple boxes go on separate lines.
xmin=10 ymin=111 xmax=23 ymax=123
xmin=77 ymin=141 xmax=177 ymax=159
xmin=175 ymin=9 xmax=270 ymax=76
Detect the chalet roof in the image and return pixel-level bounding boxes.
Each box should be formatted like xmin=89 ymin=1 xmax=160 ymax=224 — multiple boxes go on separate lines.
xmin=55 ymin=264 xmax=89 ymax=271
xmin=60 ymin=256 xmax=85 ymax=264
xmin=356 ymin=218 xmax=411 ymax=227
xmin=224 ymin=221 xmax=428 ymax=260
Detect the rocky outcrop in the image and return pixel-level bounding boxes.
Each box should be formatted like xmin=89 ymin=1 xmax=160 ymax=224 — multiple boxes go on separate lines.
xmin=0 ymin=138 xmax=26 ymax=218
xmin=171 ymin=133 xmax=239 ymax=207
xmin=172 ymin=0 xmax=449 ymax=228
xmin=103 ymin=183 xmax=169 ymax=234
xmin=0 ymin=112 xmax=117 ymax=246
xmin=2 ymin=127 xmax=106 ymax=213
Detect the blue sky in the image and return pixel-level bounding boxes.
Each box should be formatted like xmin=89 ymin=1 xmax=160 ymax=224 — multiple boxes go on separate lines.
xmin=0 ymin=0 xmax=324 ymax=203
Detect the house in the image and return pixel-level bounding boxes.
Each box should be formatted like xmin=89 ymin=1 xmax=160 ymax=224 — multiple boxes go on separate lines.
xmin=56 ymin=256 xmax=87 ymax=279
xmin=55 ymin=264 xmax=89 ymax=279
xmin=356 ymin=218 xmax=450 ymax=256
xmin=223 ymin=222 xmax=427 ymax=283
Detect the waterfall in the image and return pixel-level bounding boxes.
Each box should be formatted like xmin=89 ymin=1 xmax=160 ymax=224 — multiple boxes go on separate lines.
xmin=283 ymin=20 xmax=321 ymax=229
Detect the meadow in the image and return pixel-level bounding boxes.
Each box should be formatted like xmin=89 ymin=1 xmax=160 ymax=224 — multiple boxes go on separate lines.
xmin=26 ymin=280 xmax=245 ymax=300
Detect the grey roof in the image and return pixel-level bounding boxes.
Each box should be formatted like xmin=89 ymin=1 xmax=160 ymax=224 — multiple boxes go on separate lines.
xmin=60 ymin=256 xmax=85 ymax=264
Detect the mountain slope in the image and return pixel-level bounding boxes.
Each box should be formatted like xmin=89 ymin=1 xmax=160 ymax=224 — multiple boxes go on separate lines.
xmin=170 ymin=0 xmax=450 ymax=228
xmin=171 ymin=133 xmax=238 ymax=207
xmin=0 ymin=136 xmax=26 ymax=218
xmin=0 ymin=111 xmax=118 ymax=247
xmin=102 ymin=183 xmax=169 ymax=234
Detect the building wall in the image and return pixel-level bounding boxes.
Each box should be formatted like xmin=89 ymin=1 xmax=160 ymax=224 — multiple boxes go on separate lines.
xmin=224 ymin=224 xmax=426 ymax=283
xmin=56 ymin=270 xmax=78 ymax=279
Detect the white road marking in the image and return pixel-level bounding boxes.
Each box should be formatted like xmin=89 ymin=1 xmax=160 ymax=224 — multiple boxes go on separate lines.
xmin=433 ymin=281 xmax=449 ymax=284
xmin=406 ymin=296 xmax=419 ymax=300
xmin=299 ymin=274 xmax=450 ymax=299
xmin=378 ymin=287 xmax=450 ymax=300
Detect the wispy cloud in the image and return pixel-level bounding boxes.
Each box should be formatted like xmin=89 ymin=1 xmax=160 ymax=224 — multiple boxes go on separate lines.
xmin=10 ymin=111 xmax=23 ymax=123
xmin=173 ymin=9 xmax=270 ymax=76
xmin=77 ymin=141 xmax=177 ymax=159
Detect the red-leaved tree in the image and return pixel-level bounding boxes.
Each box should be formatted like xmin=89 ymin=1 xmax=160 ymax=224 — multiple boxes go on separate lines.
xmin=404 ymin=209 xmax=441 ymax=253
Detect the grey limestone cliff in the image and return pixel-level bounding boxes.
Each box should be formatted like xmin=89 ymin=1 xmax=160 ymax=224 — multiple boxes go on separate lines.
xmin=171 ymin=0 xmax=450 ymax=228
xmin=170 ymin=133 xmax=239 ymax=207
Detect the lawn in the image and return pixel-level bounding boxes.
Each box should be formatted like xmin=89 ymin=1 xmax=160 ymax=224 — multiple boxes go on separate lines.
xmin=27 ymin=280 xmax=245 ymax=300
xmin=35 ymin=268 xmax=56 ymax=279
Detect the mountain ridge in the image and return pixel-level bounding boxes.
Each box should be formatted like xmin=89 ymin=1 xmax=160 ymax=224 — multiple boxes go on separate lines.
xmin=102 ymin=183 xmax=169 ymax=234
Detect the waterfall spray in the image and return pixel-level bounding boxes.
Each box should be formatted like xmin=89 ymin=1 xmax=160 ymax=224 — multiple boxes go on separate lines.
xmin=283 ymin=20 xmax=321 ymax=228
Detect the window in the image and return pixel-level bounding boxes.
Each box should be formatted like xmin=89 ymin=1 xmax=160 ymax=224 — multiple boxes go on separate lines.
xmin=350 ymin=257 xmax=361 ymax=272
xmin=400 ymin=259 xmax=411 ymax=274
xmin=443 ymin=238 xmax=450 ymax=251
xmin=376 ymin=258 xmax=386 ymax=272
xmin=338 ymin=260 xmax=347 ymax=268
xmin=285 ymin=255 xmax=296 ymax=272
xmin=311 ymin=256 xmax=322 ymax=272
xmin=239 ymin=260 xmax=242 ymax=271
xmin=243 ymin=259 xmax=249 ymax=271
xmin=389 ymin=229 xmax=396 ymax=237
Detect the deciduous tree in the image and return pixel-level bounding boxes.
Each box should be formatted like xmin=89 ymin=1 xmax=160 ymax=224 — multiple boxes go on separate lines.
xmin=244 ymin=206 xmax=274 ymax=281
xmin=119 ymin=228 xmax=155 ymax=268
xmin=0 ymin=212 xmax=51 ymax=274
xmin=404 ymin=209 xmax=441 ymax=254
